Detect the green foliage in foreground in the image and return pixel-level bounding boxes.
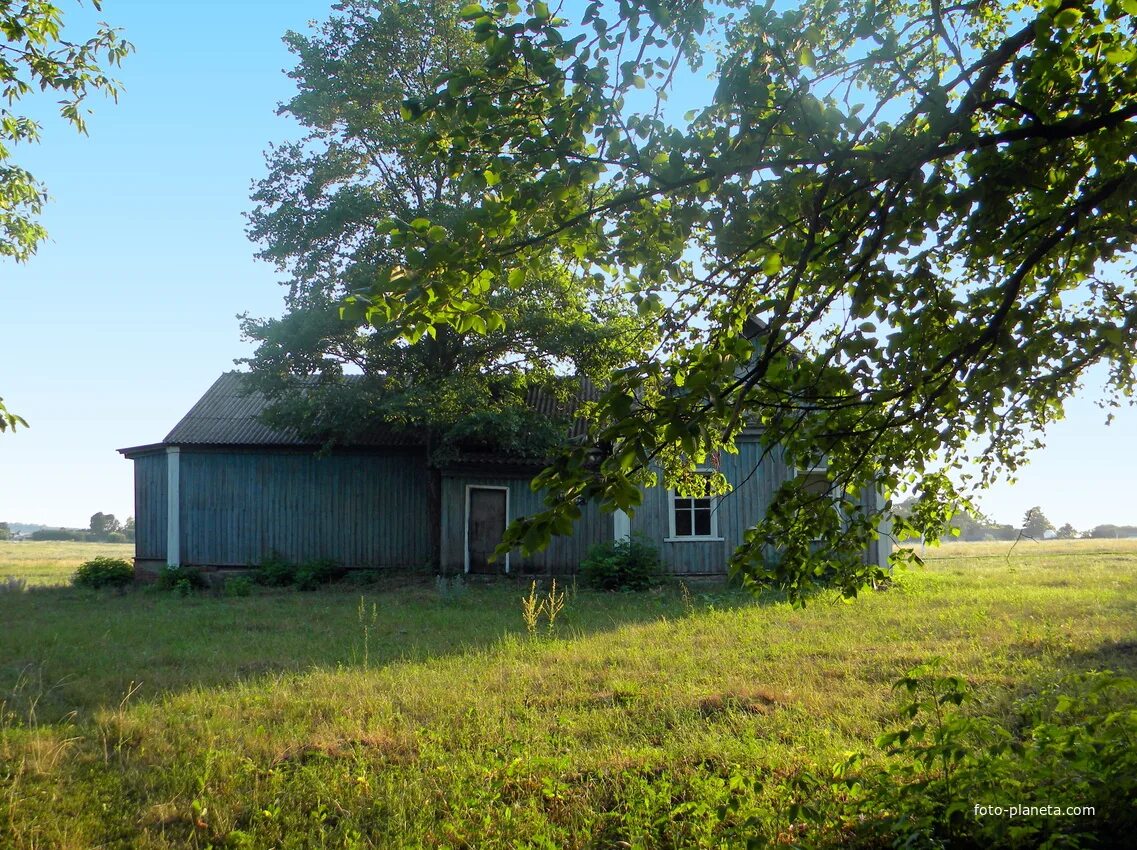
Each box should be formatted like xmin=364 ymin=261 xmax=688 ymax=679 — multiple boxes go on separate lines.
xmin=71 ymin=557 xmax=133 ymax=590
xmin=357 ymin=0 xmax=1137 ymax=602
xmin=0 ymin=542 xmax=1135 ymax=847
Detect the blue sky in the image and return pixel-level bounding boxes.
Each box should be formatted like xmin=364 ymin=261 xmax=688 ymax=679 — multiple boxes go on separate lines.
xmin=0 ymin=0 xmax=1133 ymax=533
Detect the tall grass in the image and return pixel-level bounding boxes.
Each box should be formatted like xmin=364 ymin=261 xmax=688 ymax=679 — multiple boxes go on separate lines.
xmin=0 ymin=540 xmax=1133 ymax=847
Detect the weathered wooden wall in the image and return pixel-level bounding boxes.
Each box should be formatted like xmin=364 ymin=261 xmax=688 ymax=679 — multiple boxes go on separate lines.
xmin=628 ymin=438 xmax=788 ymax=576
xmin=176 ymin=449 xmax=431 ymax=568
xmin=132 ymin=450 xmax=167 ymax=562
xmin=128 ymin=434 xmax=887 ymax=577
xmin=439 ymin=472 xmax=611 ymax=574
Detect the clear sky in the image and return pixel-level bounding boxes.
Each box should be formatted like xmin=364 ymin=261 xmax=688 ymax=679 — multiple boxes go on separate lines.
xmin=0 ymin=0 xmax=1133 ymax=533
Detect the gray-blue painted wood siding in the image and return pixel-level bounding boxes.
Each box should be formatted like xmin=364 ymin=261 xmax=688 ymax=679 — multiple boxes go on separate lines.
xmin=628 ymin=439 xmax=787 ymax=575
xmin=439 ymin=473 xmax=610 ymax=574
xmin=133 ymin=451 xmax=167 ymax=561
xmin=175 ymin=450 xmax=431 ymax=568
xmin=439 ymin=438 xmax=786 ymax=576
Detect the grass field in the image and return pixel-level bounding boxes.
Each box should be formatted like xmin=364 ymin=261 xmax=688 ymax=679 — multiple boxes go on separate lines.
xmin=0 ymin=540 xmax=134 ymax=586
xmin=1 ymin=540 xmax=1135 ymax=848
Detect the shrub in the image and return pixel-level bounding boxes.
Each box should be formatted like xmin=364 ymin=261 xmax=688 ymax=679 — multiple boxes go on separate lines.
xmin=73 ymin=557 xmax=134 ymax=589
xmin=153 ymin=566 xmax=209 ymax=593
xmin=580 ymin=534 xmax=663 ymax=591
xmin=295 ymin=558 xmax=339 ymax=591
xmin=223 ymin=576 xmax=253 ymax=597
xmin=253 ymin=552 xmax=296 ymax=587
xmin=342 ymin=569 xmax=382 ymax=587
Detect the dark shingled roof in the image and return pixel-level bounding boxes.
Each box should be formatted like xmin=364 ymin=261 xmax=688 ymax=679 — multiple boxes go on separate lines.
xmin=161 ymin=372 xmax=417 ymax=447
xmin=144 ymin=371 xmax=596 ymax=450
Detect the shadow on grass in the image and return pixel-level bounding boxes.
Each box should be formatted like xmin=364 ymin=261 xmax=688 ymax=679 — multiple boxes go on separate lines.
xmin=1062 ymin=638 xmax=1137 ymax=676
xmin=0 ymin=576 xmax=773 ymax=723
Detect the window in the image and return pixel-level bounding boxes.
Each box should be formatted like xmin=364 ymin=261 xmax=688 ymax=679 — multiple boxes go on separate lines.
xmin=668 ymin=471 xmax=722 ymax=540
xmin=674 ymin=493 xmax=715 ymax=536
xmin=799 ymin=471 xmax=847 ymax=540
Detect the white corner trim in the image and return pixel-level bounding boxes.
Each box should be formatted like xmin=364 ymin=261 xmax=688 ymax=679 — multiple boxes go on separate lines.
xmin=166 ymin=447 xmax=181 ymax=568
xmin=463 ymin=485 xmax=510 ymax=574
xmin=613 ymin=509 xmax=630 ymax=541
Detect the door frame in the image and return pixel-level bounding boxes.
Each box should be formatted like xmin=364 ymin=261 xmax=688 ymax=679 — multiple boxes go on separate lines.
xmin=464 ymin=484 xmax=511 ymax=574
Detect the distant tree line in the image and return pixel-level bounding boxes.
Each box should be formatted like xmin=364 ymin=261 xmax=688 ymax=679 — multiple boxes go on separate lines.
xmin=895 ymin=502 xmax=1137 ymax=542
xmin=24 ymin=513 xmax=135 ymax=543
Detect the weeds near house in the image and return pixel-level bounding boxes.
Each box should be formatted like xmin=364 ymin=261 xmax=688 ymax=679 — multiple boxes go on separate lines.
xmin=544 ymin=579 xmax=565 ymax=635
xmin=354 ymin=597 xmax=379 ymax=667
xmin=435 ymin=573 xmax=467 ymax=602
xmin=520 ymin=579 xmax=567 ymax=637
xmin=521 ymin=580 xmax=542 ymax=637
xmin=679 ymin=580 xmax=694 ymax=617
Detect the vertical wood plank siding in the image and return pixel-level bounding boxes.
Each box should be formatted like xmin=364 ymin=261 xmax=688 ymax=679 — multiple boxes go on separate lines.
xmin=178 ymin=449 xmax=431 ymax=568
xmin=439 ymin=473 xmax=610 ymax=574
xmin=129 ymin=435 xmax=886 ymax=577
xmin=629 ymin=438 xmax=786 ymax=576
xmin=133 ymin=451 xmax=167 ymax=561
xmin=438 ymin=437 xmax=787 ymax=577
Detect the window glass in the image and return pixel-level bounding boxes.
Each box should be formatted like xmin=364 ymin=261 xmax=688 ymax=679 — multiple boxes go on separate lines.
xmin=673 ymin=488 xmax=716 ymax=538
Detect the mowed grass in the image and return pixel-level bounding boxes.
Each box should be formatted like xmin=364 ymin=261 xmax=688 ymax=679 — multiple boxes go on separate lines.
xmin=0 ymin=540 xmax=1135 ymax=848
xmin=0 ymin=540 xmax=134 ymax=586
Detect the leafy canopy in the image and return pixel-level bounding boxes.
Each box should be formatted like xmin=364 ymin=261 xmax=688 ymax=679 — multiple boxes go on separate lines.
xmin=0 ymin=0 xmax=132 ymax=432
xmin=244 ymin=0 xmax=651 ymax=459
xmin=347 ymin=0 xmax=1137 ymax=602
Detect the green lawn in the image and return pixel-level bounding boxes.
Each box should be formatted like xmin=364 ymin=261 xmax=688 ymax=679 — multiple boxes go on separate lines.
xmin=1 ymin=540 xmax=1135 ymax=848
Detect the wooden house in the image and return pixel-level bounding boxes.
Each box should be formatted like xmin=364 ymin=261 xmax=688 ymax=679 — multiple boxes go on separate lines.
xmin=119 ymin=372 xmax=890 ymax=578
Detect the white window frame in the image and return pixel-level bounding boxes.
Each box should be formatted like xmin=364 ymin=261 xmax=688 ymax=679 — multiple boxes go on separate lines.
xmin=665 ymin=469 xmax=724 ymax=542
xmin=464 ymin=485 xmax=511 ymax=574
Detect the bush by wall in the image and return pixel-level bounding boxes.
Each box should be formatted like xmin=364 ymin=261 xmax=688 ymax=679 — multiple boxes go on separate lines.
xmin=72 ymin=557 xmax=134 ymax=589
xmin=253 ymin=552 xmax=297 ymax=587
xmin=153 ymin=566 xmax=209 ymax=594
xmin=580 ymin=534 xmax=663 ymax=591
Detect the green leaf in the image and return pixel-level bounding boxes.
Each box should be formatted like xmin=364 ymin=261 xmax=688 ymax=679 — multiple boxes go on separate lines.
xmin=1053 ymin=8 xmax=1082 ymax=28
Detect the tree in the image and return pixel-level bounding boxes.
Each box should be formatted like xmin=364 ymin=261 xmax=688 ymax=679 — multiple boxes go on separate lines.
xmin=1056 ymin=523 xmax=1079 ymax=539
xmin=1021 ymin=506 xmax=1054 ymax=539
xmin=89 ymin=512 xmax=121 ymax=540
xmin=246 ymin=0 xmax=649 ymax=565
xmin=0 ymin=1 xmax=132 ymax=432
xmin=345 ymin=0 xmax=1137 ymax=601
xmin=0 ymin=522 xmax=10 ymax=541
xmin=1088 ymin=523 xmax=1137 ymax=538
xmin=123 ymin=516 xmax=135 ymax=542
